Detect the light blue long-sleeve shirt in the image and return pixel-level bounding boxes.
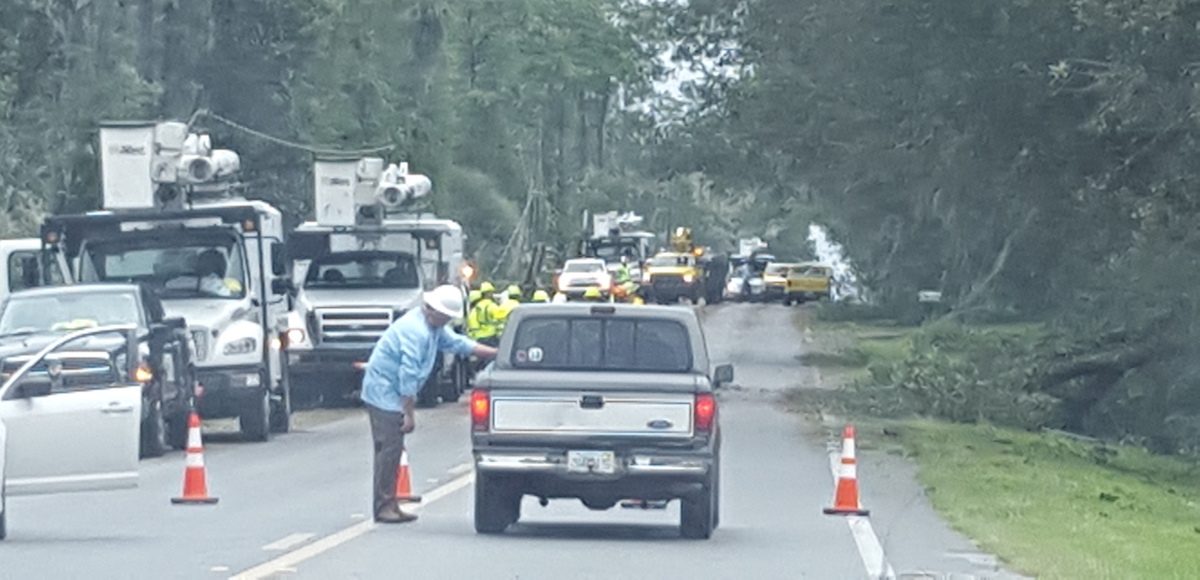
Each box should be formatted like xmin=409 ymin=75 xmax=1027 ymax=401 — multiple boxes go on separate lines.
xmin=360 ymin=308 xmax=476 ymax=412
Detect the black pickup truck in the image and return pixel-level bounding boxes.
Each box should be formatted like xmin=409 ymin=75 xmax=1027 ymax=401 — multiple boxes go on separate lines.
xmin=0 ymin=284 xmax=194 ymax=457
xmin=469 ymin=303 xmax=734 ymax=539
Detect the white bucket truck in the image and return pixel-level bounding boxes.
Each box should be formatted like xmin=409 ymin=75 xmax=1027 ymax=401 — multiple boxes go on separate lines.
xmin=39 ymin=121 xmax=292 ymax=441
xmin=283 ymin=158 xmax=471 ymax=407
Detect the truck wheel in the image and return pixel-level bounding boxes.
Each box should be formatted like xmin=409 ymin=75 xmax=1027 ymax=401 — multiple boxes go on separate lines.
xmin=240 ymin=389 xmax=271 ymax=442
xmin=167 ymin=410 xmax=190 ymax=450
xmin=270 ymin=367 xmax=292 ymax=434
xmin=140 ymin=398 xmax=169 ymax=458
xmin=474 ymin=473 xmax=520 ymax=534
xmin=444 ymin=359 xmax=468 ymax=403
xmin=681 ymin=476 xmax=716 ymax=539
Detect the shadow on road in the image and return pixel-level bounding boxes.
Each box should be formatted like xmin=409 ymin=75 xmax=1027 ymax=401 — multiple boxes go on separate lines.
xmin=502 ymin=522 xmax=686 ymax=542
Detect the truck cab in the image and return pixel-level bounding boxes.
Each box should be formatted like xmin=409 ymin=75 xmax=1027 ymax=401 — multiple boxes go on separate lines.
xmin=39 ymin=121 xmax=293 ymax=441
xmin=283 ymin=158 xmax=471 ymax=407
xmin=0 ymin=238 xmax=69 ymax=301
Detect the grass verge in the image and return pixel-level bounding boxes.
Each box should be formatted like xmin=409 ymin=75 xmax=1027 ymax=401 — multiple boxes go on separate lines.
xmin=893 ymin=421 xmax=1200 ymax=580
xmin=798 ymin=318 xmax=1200 ymax=579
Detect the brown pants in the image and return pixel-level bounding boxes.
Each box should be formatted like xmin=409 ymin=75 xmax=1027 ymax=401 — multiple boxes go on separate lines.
xmin=367 ymin=404 xmax=406 ymax=516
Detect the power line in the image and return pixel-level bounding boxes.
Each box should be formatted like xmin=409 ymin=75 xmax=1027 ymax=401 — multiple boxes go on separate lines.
xmin=188 ymin=109 xmax=395 ymax=157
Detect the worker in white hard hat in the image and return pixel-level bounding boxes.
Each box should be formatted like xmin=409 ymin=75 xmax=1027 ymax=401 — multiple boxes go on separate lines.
xmin=361 ymin=284 xmax=498 ymax=524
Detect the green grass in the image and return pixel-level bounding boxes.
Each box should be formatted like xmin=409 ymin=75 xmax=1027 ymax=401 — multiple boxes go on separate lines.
xmin=893 ymin=420 xmax=1200 ymax=580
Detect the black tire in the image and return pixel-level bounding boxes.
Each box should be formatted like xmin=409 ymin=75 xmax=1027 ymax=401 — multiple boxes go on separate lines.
xmin=681 ymin=470 xmax=717 ymax=539
xmin=712 ymin=456 xmax=721 ymax=530
xmin=270 ymin=366 xmax=292 ymax=434
xmin=140 ymin=398 xmax=169 ymax=458
xmin=474 ymin=473 xmax=520 ymax=534
xmin=166 ymin=411 xmax=190 ymax=450
xmin=240 ymin=388 xmax=271 ymax=442
xmin=444 ymin=359 xmax=468 ymax=403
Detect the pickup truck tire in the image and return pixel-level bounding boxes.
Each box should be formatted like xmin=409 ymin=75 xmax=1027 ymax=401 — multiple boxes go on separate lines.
xmin=681 ymin=465 xmax=718 ymax=539
xmin=444 ymin=358 xmax=468 ymax=403
xmin=140 ymin=398 xmax=169 ymax=458
xmin=474 ymin=473 xmax=520 ymax=534
xmin=240 ymin=389 xmax=271 ymax=442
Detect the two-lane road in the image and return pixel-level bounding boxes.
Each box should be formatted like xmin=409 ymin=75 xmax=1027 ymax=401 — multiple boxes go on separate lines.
xmin=0 ymin=304 xmax=1020 ymax=579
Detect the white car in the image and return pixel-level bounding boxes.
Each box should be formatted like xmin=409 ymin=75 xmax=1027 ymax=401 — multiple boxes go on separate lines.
xmin=555 ymin=258 xmax=612 ymax=298
xmin=0 ymin=325 xmax=142 ymax=540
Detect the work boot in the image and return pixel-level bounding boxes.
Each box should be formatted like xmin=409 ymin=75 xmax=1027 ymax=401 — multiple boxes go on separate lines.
xmin=375 ymin=504 xmax=418 ymax=524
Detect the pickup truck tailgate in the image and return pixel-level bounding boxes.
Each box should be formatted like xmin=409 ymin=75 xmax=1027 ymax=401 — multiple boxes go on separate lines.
xmin=492 ymin=391 xmax=695 ymax=437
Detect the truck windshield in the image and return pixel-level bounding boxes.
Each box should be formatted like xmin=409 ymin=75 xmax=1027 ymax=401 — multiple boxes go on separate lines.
xmin=305 ymin=252 xmax=419 ymax=289
xmin=0 ymin=290 xmax=141 ymax=335
xmin=80 ymin=237 xmax=247 ymax=300
xmin=511 ymin=316 xmax=691 ymax=372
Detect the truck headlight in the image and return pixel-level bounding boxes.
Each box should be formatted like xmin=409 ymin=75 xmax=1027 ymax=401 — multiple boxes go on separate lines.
xmin=284 ymin=328 xmax=306 ymax=347
xmin=223 ymin=337 xmax=258 ymax=356
xmin=683 ymin=273 xmax=695 ymax=284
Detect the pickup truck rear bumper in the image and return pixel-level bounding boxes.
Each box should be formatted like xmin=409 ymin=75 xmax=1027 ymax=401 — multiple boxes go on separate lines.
xmin=476 ymin=451 xmax=709 ymax=476
xmin=474 ymin=447 xmax=715 ymax=504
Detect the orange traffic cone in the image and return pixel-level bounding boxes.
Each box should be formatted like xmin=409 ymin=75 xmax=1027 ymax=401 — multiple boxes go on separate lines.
xmin=824 ymin=424 xmax=869 ymax=516
xmin=394 ymin=449 xmax=422 ymax=504
xmin=171 ymin=411 xmax=219 ymax=505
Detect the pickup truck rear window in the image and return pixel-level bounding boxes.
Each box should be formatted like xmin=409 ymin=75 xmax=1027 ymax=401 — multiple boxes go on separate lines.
xmin=511 ymin=317 xmax=691 ymax=372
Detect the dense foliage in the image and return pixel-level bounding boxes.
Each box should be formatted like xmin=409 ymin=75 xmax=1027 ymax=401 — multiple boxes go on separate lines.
xmin=5 ymin=0 xmax=1200 ymax=450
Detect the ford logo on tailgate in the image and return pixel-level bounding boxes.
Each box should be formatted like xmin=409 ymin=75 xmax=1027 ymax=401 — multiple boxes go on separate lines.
xmin=647 ymin=419 xmax=674 ymax=430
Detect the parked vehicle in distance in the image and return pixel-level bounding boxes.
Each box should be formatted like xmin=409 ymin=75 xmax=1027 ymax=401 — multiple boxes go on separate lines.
xmin=555 ymin=258 xmax=612 ymax=299
xmin=785 ymin=262 xmax=833 ymax=305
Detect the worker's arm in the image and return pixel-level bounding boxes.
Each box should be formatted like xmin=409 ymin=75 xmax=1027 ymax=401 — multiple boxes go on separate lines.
xmin=472 ymin=343 xmax=498 ymax=359
xmin=438 ymin=325 xmax=496 ymax=359
xmin=394 ymin=327 xmax=426 ymax=433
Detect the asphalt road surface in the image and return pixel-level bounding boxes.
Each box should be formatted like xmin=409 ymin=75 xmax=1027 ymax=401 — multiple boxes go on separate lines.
xmin=0 ymin=304 xmax=1024 ymax=580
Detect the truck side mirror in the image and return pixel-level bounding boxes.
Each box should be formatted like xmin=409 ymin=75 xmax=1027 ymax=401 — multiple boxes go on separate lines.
xmin=271 ymin=277 xmax=294 ymax=296
xmin=713 ymin=364 xmax=734 ymax=388
xmin=162 ymin=316 xmax=187 ymax=330
xmin=18 ymin=379 xmax=52 ymax=398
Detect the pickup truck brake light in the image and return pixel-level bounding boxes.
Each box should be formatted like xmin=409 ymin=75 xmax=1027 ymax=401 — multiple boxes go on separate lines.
xmin=470 ymin=389 xmax=490 ymax=431
xmin=695 ymin=393 xmax=716 ymax=432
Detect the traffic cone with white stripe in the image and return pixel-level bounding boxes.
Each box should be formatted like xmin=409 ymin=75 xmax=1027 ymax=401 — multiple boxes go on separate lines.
xmin=394 ymin=449 xmax=422 ymax=504
xmin=824 ymin=424 xmax=869 ymax=516
xmin=171 ymin=411 xmax=219 ymax=505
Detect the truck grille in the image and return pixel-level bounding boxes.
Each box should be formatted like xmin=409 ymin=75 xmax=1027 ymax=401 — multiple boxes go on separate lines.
xmin=315 ymin=308 xmax=395 ymax=345
xmin=0 ymin=354 xmax=119 ymax=389
xmin=650 ymin=274 xmax=686 ymax=288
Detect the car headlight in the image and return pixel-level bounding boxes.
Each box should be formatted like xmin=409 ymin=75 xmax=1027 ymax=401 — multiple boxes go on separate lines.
xmin=223 ymin=337 xmax=258 ymax=356
xmin=683 ymin=273 xmax=695 ymax=284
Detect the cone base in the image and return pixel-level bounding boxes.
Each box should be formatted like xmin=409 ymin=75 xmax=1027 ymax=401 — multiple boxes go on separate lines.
xmin=396 ymin=495 xmax=423 ymax=504
xmin=171 ymin=497 xmax=220 ymax=505
xmin=823 ymin=507 xmax=869 ymax=516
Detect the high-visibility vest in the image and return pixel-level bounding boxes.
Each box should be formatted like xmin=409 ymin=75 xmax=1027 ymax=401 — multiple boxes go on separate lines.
xmin=495 ymin=299 xmax=520 ymax=333
xmin=471 ymin=298 xmax=499 ymax=339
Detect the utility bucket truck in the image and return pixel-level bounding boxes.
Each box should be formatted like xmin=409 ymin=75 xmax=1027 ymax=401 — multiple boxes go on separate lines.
xmin=40 ymin=121 xmax=293 ymax=441
xmin=283 ymin=158 xmax=471 ymax=407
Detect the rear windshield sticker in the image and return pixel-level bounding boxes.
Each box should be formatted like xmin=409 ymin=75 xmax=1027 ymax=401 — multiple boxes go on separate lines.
xmin=516 ymin=350 xmax=528 ymax=363
xmin=528 ymin=347 xmax=544 ymax=363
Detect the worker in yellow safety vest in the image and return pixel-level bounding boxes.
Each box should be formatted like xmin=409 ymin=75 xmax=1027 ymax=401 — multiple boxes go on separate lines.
xmin=582 ymin=287 xmax=605 ymax=302
xmin=495 ymin=285 xmax=522 ymax=333
xmin=466 ymin=289 xmax=484 ymax=338
xmin=531 ymin=289 xmax=550 ymax=303
xmin=470 ymin=282 xmax=501 ymax=346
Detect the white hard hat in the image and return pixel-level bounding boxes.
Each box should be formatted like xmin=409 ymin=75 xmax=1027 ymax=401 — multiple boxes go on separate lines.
xmin=423 ymin=284 xmax=465 ymax=319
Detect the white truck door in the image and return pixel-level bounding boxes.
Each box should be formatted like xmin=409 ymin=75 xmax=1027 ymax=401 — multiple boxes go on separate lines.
xmin=0 ymin=365 xmax=140 ymax=496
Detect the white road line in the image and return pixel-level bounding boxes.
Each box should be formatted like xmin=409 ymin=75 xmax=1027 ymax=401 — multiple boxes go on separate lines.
xmin=828 ymin=453 xmax=897 ymax=580
xmin=447 ymin=461 xmax=473 ymax=476
xmin=262 ymin=532 xmax=316 ymax=552
xmin=229 ymin=472 xmax=474 ymax=580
